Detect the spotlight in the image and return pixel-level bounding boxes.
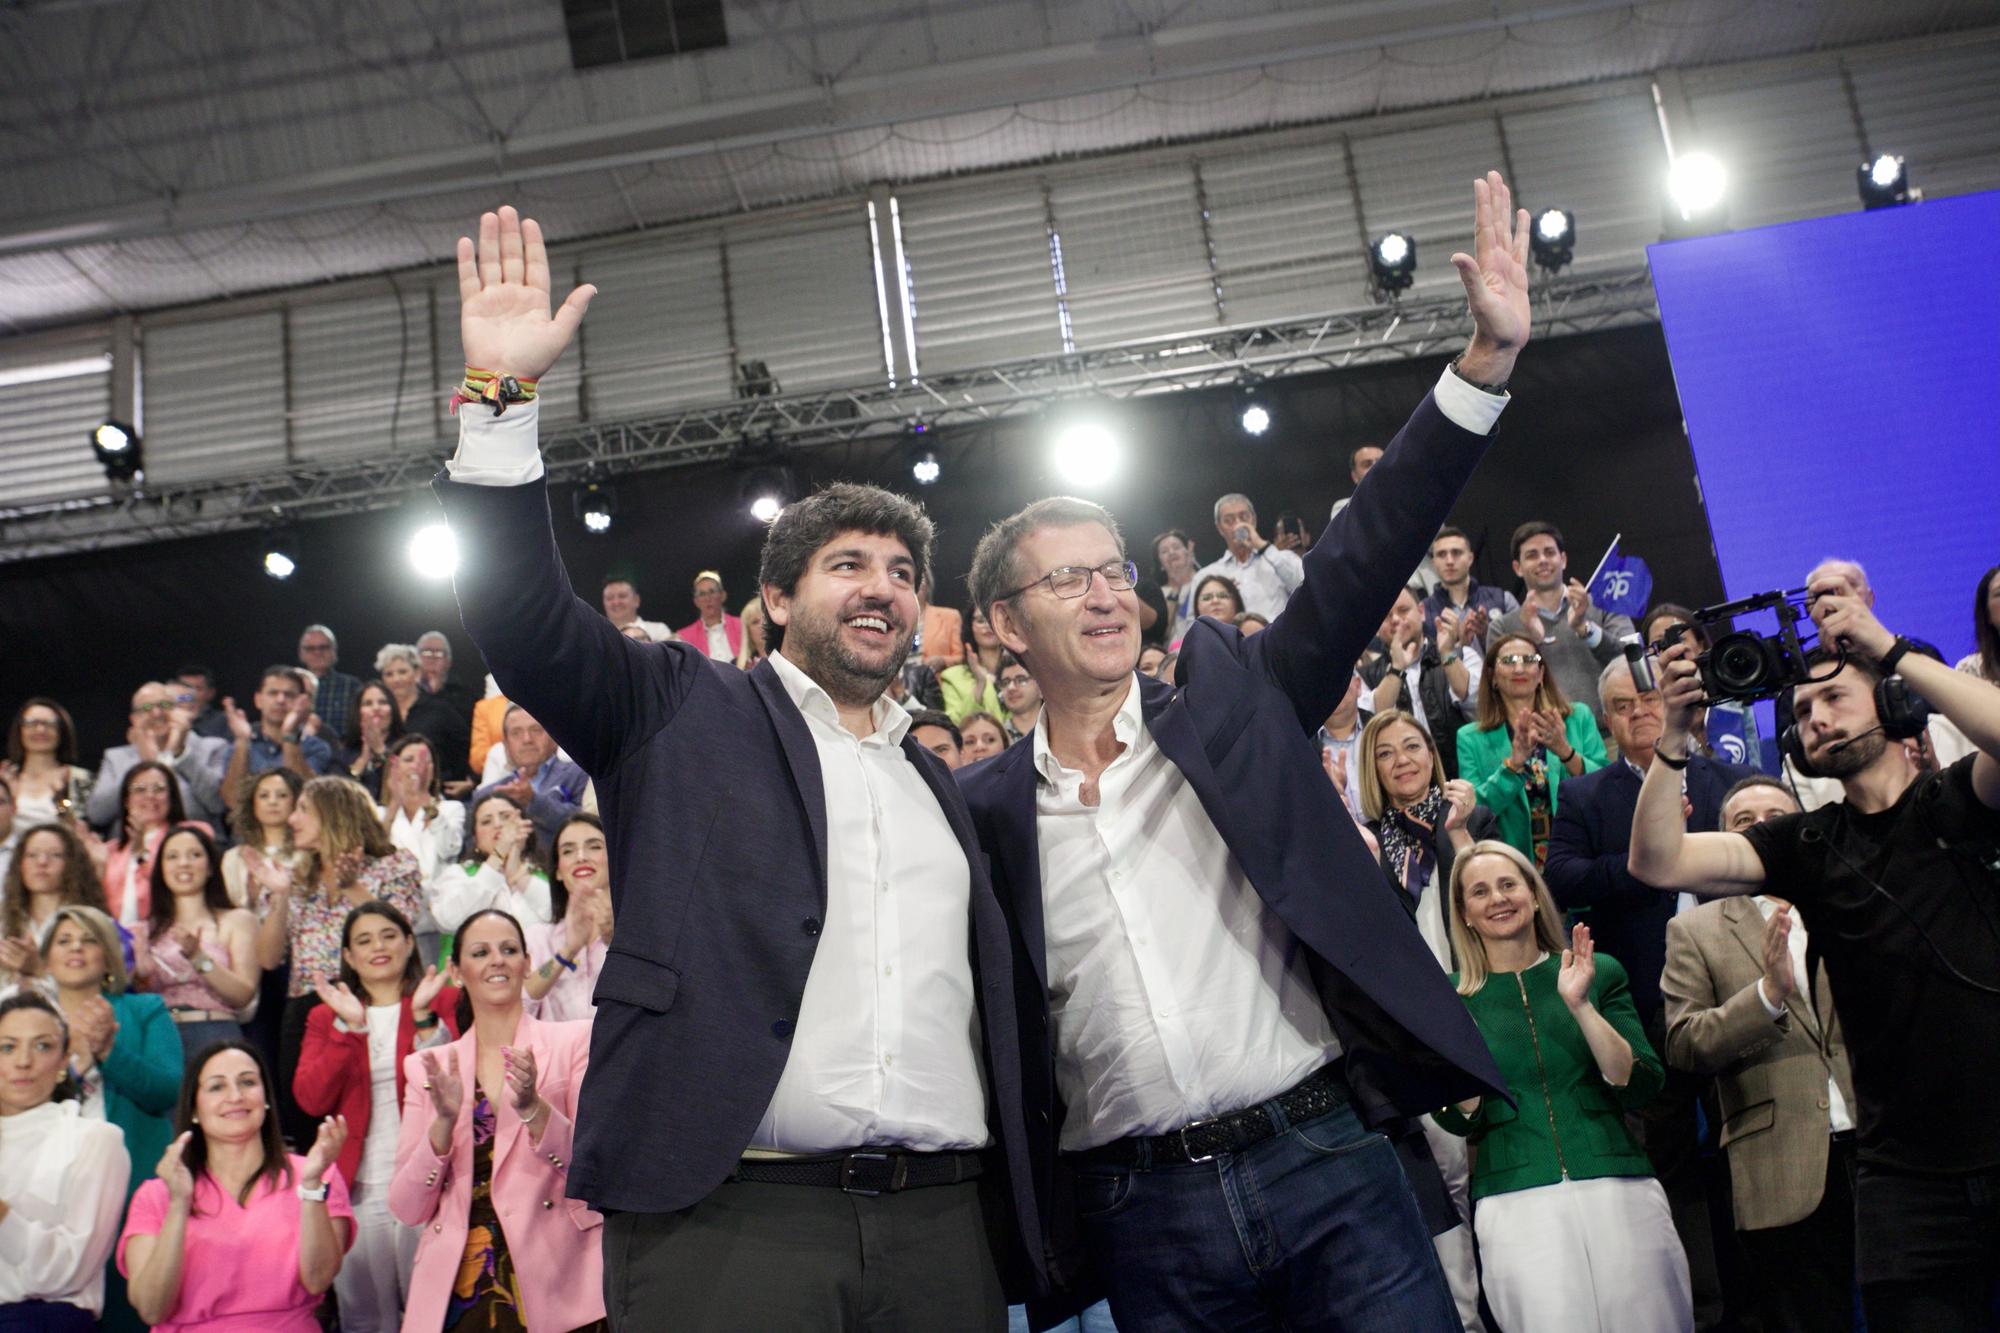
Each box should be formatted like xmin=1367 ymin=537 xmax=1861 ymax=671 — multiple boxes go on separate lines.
xmin=911 ymin=450 xmax=941 ymax=486
xmin=1367 ymin=232 xmax=1417 ymax=295
xmin=1235 ymin=383 xmax=1272 ymax=437
xmin=91 ymin=420 xmax=142 ymax=481
xmin=1529 ymin=208 xmax=1575 ymax=273
xmin=904 ymin=421 xmax=940 ymax=485
xmin=262 ymin=551 xmax=296 ymax=580
xmin=407 ymin=523 xmax=459 ymax=580
xmin=740 ymin=464 xmax=794 ymax=523
xmin=1050 ymin=417 xmax=1121 ymax=489
xmin=1858 ymin=154 xmax=1913 ymax=209
xmin=573 ymin=482 xmax=618 ymax=535
xmin=734 ymin=359 xmax=779 ymax=399
xmin=1667 ymin=152 xmax=1728 ymax=224
xmin=749 ymin=494 xmax=783 ymax=523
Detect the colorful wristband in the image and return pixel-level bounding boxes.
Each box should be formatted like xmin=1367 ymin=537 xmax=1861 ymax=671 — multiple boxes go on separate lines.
xmin=450 ymin=366 xmax=539 ymax=416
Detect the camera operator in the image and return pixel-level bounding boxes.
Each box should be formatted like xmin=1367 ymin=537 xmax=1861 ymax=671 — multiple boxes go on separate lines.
xmin=1627 ymin=575 xmax=2000 ymax=1331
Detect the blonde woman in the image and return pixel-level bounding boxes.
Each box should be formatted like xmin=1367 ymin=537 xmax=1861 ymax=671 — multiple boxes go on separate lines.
xmin=733 ymin=597 xmax=768 ymax=670
xmin=1435 ymin=839 xmax=1689 ymax=1332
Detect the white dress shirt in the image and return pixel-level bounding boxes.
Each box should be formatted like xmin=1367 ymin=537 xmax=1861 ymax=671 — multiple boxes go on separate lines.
xmin=754 ymin=650 xmax=990 ymax=1152
xmin=0 ymin=1099 xmax=130 ymax=1314
xmin=1751 ymin=896 xmax=1855 ymax=1135
xmin=1191 ymin=545 xmax=1304 ymax=622
xmin=1036 ymin=678 xmax=1342 ymax=1151
xmin=1386 ymin=643 xmax=1483 ymax=734
xmin=704 ymin=621 xmax=733 ymax=661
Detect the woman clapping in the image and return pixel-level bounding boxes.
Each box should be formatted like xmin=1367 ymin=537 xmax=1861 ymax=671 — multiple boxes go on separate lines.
xmin=524 ymin=815 xmax=613 ymax=1022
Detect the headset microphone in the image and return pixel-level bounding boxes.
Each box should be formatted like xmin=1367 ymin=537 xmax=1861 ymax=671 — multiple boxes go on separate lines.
xmin=1824 ymin=726 xmax=1886 ymax=754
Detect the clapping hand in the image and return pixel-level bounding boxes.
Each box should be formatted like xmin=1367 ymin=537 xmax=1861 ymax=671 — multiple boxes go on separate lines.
xmin=312 ymin=977 xmax=368 ymax=1029
xmin=282 ymin=694 xmax=315 ymax=738
xmin=501 ymin=1045 xmax=541 ymax=1118
xmin=71 ymin=995 xmax=118 ymax=1061
xmin=1565 ymin=579 xmax=1595 ymax=635
xmin=1435 ymin=607 xmax=1461 ymax=656
xmin=411 ymin=965 xmax=449 ymax=1021
xmin=420 ymin=1049 xmax=464 ymax=1122
xmin=301 ymin=1115 xmax=348 ymax=1189
xmin=1761 ymin=904 xmax=1796 ymax=1007
xmin=0 ymin=934 xmax=37 ymax=976
xmin=222 ymin=698 xmax=254 ymax=743
xmin=459 ymin=206 xmax=597 ymax=384
xmin=1441 ymin=779 xmax=1477 ymax=832
xmin=1556 ymin=922 xmax=1597 ymax=1011
xmin=157 ymin=1132 xmax=196 ymax=1207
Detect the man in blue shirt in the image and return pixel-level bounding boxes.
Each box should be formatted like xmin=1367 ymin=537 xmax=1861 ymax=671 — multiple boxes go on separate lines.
xmin=297 ymin=623 xmax=364 ymax=741
xmin=471 ymin=705 xmax=586 ymax=848
xmin=220 ymin=665 xmax=336 ymax=805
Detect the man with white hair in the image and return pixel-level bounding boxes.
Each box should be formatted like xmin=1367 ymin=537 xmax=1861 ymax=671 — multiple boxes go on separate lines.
xmin=408 ymin=630 xmax=476 ymax=789
xmin=1189 ymin=491 xmax=1303 ymax=620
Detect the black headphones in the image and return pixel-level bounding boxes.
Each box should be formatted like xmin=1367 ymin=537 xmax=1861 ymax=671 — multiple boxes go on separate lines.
xmin=1780 ymin=671 xmax=1932 ymax=779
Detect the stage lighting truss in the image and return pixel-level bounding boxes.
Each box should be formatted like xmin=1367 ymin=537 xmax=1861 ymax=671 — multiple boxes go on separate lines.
xmin=1530 ymin=209 xmax=1575 ymax=274
xmin=1367 ymin=232 xmax=1417 ymax=297
xmin=1858 ymin=154 xmax=1915 ymax=209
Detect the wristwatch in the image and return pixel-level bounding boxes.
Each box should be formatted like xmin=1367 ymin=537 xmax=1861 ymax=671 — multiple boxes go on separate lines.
xmin=193 ymin=954 xmax=215 ymax=975
xmin=297 ymin=1180 xmax=330 ymax=1203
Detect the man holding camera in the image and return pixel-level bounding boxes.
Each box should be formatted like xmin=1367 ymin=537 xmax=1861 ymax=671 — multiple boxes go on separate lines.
xmin=1628 ymin=576 xmax=2000 ymax=1331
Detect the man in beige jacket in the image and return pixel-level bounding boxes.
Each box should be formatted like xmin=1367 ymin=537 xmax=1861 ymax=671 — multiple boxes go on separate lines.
xmin=1662 ymin=773 xmax=1858 ymax=1333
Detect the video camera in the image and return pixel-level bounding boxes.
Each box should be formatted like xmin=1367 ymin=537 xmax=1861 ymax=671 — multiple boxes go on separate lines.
xmin=1625 ymin=587 xmax=1843 ymax=705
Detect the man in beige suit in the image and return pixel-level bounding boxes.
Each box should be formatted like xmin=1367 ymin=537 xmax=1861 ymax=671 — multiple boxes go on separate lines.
xmin=1662 ymin=774 xmax=1858 ymax=1333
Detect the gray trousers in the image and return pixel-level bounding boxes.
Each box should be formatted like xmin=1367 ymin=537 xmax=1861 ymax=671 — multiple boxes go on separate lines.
xmin=603 ymin=1177 xmax=1007 ymax=1332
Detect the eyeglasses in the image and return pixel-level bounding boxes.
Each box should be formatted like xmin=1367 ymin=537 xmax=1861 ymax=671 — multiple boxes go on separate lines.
xmin=418 ymin=648 xmax=449 ymax=659
xmin=998 ymin=559 xmax=1139 ymax=602
xmin=128 ymin=783 xmax=171 ymax=797
xmin=998 ymin=675 xmax=1032 ymax=689
xmin=133 ymin=702 xmax=178 ymax=714
xmin=18 ymin=717 xmax=59 ymax=731
xmin=1495 ymin=653 xmax=1543 ymax=667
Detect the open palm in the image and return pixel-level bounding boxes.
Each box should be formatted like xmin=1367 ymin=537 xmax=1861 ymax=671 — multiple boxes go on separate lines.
xmin=458 ymin=206 xmax=597 ymax=383
xmin=1449 ymin=171 xmax=1532 ymax=352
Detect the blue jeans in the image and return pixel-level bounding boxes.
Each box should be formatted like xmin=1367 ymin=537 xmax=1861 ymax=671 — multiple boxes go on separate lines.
xmin=1008 ymin=1300 xmax=1118 ymax=1333
xmin=1069 ymin=1102 xmax=1458 ymax=1332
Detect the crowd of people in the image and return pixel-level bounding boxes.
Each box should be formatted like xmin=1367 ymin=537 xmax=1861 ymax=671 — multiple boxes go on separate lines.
xmin=3 ymin=175 xmax=1998 ymax=1333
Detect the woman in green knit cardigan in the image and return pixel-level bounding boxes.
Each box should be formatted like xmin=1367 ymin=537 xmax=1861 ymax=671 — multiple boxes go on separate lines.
xmin=1455 ymin=630 xmax=1606 ymax=865
xmin=1434 ymin=840 xmax=1691 ymax=1333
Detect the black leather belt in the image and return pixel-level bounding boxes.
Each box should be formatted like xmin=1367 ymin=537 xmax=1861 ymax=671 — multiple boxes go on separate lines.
xmin=1074 ymin=1061 xmax=1351 ymax=1168
xmin=730 ymin=1149 xmax=985 ymax=1196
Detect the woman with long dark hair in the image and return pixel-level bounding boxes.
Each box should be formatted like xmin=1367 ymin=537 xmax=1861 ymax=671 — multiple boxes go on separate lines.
xmin=428 ymin=792 xmax=553 ymax=934
xmin=1192 ymin=572 xmax=1247 ymax=625
xmin=0 ymin=822 xmax=109 ymax=984
xmin=391 ymin=908 xmax=603 ymax=1331
xmin=938 ymin=605 xmax=1007 ymax=726
xmin=0 ymin=991 xmax=131 ymax=1331
xmin=1959 ymin=564 xmax=2000 ymax=682
xmin=523 ymin=815 xmax=611 ymax=1022
xmin=100 ymin=761 xmax=208 ymax=929
xmin=220 ymin=768 xmax=305 ymax=910
xmin=293 ymin=902 xmax=457 ymax=1332
xmin=118 ymin=1040 xmax=352 ymax=1331
xmin=340 ymin=681 xmax=406 ymax=800
xmin=2 ymin=698 xmax=93 ymax=830
xmin=132 ymin=826 xmax=261 ymax=1066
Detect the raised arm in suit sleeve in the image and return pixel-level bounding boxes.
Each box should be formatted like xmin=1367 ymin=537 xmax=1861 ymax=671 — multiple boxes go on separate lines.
xmin=1661 ymin=914 xmax=1785 ymax=1076
xmin=1250 ymin=369 xmax=1507 ymax=733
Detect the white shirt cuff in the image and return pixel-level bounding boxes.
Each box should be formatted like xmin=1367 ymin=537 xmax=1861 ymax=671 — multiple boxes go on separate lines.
xmin=1583 ymin=619 xmax=1604 ymax=648
xmin=1756 ymin=978 xmax=1788 ymax=1021
xmin=446 ymin=399 xmax=544 ymax=485
xmin=1432 ymin=366 xmax=1509 ymax=436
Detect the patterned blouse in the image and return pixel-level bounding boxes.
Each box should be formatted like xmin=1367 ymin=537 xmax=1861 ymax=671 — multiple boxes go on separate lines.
xmin=284 ymin=849 xmax=425 ymax=997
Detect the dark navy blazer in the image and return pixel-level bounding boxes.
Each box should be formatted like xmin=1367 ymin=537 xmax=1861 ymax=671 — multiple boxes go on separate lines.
xmin=1544 ymin=752 xmax=1752 ymax=1029
xmin=432 ymin=470 xmax=1045 ymax=1292
xmin=957 ymin=391 xmax=1513 ymax=1284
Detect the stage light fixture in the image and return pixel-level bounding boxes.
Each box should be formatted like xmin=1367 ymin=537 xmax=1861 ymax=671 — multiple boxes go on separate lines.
xmin=262 ymin=551 xmax=296 ymax=580
xmin=1858 ymin=154 xmax=1912 ymax=209
xmin=1667 ymin=153 xmax=1728 ymax=223
xmin=911 ymin=450 xmax=941 ymax=486
xmin=1050 ymin=418 xmax=1121 ymax=489
xmin=1530 ymin=208 xmax=1575 ymax=273
xmin=1235 ymin=382 xmax=1273 ymax=437
xmin=749 ymin=494 xmax=784 ymax=523
xmin=573 ymin=482 xmax=618 ymax=535
xmin=1367 ymin=232 xmax=1417 ymax=295
xmin=740 ymin=464 xmax=794 ymax=523
xmin=407 ymin=523 xmax=459 ymax=580
xmin=91 ymin=420 xmax=142 ymax=481
xmin=904 ymin=421 xmax=940 ymax=485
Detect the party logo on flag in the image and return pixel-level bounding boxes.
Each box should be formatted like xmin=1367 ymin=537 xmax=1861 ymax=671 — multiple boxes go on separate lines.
xmin=1587 ymin=536 xmax=1653 ymax=620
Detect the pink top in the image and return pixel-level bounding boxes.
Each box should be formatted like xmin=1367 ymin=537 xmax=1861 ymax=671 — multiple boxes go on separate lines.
xmin=140 ymin=928 xmax=239 ymax=1013
xmin=118 ymin=1155 xmax=354 ymax=1333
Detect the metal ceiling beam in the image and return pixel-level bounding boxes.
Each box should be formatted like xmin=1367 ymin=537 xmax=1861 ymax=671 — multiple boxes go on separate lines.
xmin=0 ymin=265 xmax=1659 ymax=564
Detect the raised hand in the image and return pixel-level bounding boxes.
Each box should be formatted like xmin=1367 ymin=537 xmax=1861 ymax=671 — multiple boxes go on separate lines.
xmin=420 ymin=1049 xmax=464 ymax=1122
xmin=1450 ymin=171 xmax=1532 ymax=374
xmin=459 ymin=206 xmax=597 ymax=383
xmin=501 ymin=1045 xmax=541 ymax=1117
xmin=222 ymin=697 xmax=254 ymax=743
xmin=1509 ymin=709 xmax=1538 ymax=765
xmin=561 ymin=897 xmax=599 ymax=960
xmin=1564 ymin=579 xmax=1595 ymax=635
xmin=312 ymin=977 xmax=368 ymax=1029
xmin=282 ymin=694 xmax=314 ymax=738
xmin=158 ymin=1131 xmax=196 ymax=1207
xmin=1441 ymin=778 xmax=1478 ymax=832
xmin=1806 ymin=576 xmax=1896 ymax=660
xmin=411 ymin=965 xmax=448 ymax=1021
xmin=1435 ymin=607 xmax=1461 ymax=656
xmin=1761 ymin=904 xmax=1796 ymax=1007
xmin=301 ymin=1115 xmax=349 ymax=1187
xmin=1655 ymin=642 xmax=1704 ymax=749
xmin=331 ymin=848 xmax=365 ymax=889
xmin=1556 ymin=922 xmax=1597 ymax=1011
xmin=132 ymin=720 xmax=162 ymax=763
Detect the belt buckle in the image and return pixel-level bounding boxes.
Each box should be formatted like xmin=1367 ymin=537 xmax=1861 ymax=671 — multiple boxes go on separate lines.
xmin=1178 ymin=1116 xmax=1223 ymax=1164
xmin=840 ymin=1152 xmax=894 ymax=1196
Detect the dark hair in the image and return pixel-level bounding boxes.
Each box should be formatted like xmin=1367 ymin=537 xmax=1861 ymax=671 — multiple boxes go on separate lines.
xmin=1509 ymin=520 xmax=1565 ymax=563
xmin=1477 ymin=630 xmax=1575 ymax=729
xmin=383 ymin=733 xmax=444 ymax=825
xmin=601 ymin=576 xmax=635 ymax=591
xmin=1151 ymin=528 xmax=1193 ymax=580
xmin=996 ymin=652 xmax=1031 ymax=683
xmin=258 ymin=665 xmax=311 ymax=695
xmin=178 ymin=1040 xmax=293 ymax=1209
xmin=231 ymin=766 xmax=303 ymax=845
xmin=175 ymin=665 xmax=217 ymax=690
xmin=1974 ymin=565 xmax=2000 ymax=683
xmin=1432 ymin=525 xmax=1469 ymax=547
xmin=461 ymin=793 xmax=546 ymax=874
xmin=342 ymin=680 xmax=407 ymax=755
xmin=337 ymin=900 xmax=423 ymax=999
xmin=1720 ymin=773 xmax=1795 ymax=814
xmin=906 ymin=709 xmax=962 ymax=751
xmin=967 ymin=496 xmax=1123 ymax=618
xmin=117 ymin=760 xmax=189 ymax=849
xmin=2 ymin=822 xmax=108 ymax=939
xmin=1192 ymin=573 xmax=1245 ymax=621
xmin=1347 ymin=442 xmax=1384 ymax=473
xmin=1235 ymin=612 xmax=1270 ymax=631
xmin=1802 ymin=645 xmax=1881 ymax=684
xmin=1640 ymin=602 xmax=1705 ymax=650
xmin=6 ymin=697 xmax=78 ymax=768
xmin=449 ymin=908 xmax=528 ymax=1031
xmin=758 ymin=481 xmax=935 ymax=609
xmin=146 ymin=825 xmax=233 ymax=942
xmin=548 ymin=812 xmax=603 ymax=920
xmin=0 ymin=991 xmax=81 ymax=1104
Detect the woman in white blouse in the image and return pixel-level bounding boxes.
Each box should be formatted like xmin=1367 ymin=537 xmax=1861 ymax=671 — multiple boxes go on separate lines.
xmin=426 ymin=794 xmax=550 ymax=937
xmin=0 ymin=990 xmax=132 ymax=1331
xmin=375 ymin=735 xmax=464 ymax=968
xmin=523 ymin=814 xmax=614 ymax=1022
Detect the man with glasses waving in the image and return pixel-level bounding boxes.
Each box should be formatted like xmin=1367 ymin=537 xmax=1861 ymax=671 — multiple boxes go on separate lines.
xmin=958 ymin=172 xmax=1530 ymax=1331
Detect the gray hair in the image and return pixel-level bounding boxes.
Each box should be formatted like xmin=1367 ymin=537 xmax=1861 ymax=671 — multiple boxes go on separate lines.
xmin=300 ymin=624 xmax=338 ymax=653
xmin=1598 ymin=654 xmax=1646 ymax=709
xmin=375 ymin=643 xmax=420 ymax=674
xmin=416 ymin=630 xmax=453 ymax=663
xmin=967 ymin=496 xmax=1125 ymax=618
xmin=1212 ymin=492 xmax=1253 ymax=526
xmin=1807 ymin=557 xmax=1870 ymax=593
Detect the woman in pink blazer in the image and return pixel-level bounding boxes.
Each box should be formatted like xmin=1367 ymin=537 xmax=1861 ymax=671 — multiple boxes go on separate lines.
xmin=388 ymin=908 xmax=604 ymax=1332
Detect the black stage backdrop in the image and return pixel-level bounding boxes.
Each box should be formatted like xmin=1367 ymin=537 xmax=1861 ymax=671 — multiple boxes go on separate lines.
xmin=0 ymin=323 xmax=1720 ymax=757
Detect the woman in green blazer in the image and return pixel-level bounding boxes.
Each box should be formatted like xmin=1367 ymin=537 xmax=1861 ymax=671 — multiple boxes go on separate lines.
xmin=40 ymin=903 xmax=182 ymax=1333
xmin=1455 ymin=630 xmax=1606 ymax=865
xmin=1435 ymin=839 xmax=1690 ymax=1332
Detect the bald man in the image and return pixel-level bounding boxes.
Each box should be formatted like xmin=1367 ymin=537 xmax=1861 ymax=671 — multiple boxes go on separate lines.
xmin=87 ymin=681 xmax=231 ymax=831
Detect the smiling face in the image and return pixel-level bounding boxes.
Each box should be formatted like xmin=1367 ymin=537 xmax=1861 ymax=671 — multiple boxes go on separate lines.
xmin=343 ymin=912 xmax=413 ymax=990
xmin=1491 ymin=635 xmax=1545 ymax=705
xmin=452 ymin=914 xmax=529 ymax=1011
xmin=989 ymin=523 xmax=1139 ymax=699
xmin=960 ymin=715 xmax=1007 ymax=762
xmin=555 ymin=822 xmax=608 ymax=896
xmin=1457 ymin=851 xmax=1539 ymax=946
xmin=601 ymin=580 xmax=639 ymax=625
xmin=17 ymin=828 xmax=68 ymax=895
xmin=159 ymin=830 xmax=212 ymax=900
xmin=44 ymin=918 xmax=106 ymax=991
xmin=1373 ymin=719 xmax=1437 ymax=808
xmin=192 ymin=1047 xmax=267 ymax=1145
xmin=1195 ymin=577 xmax=1241 ymax=621
xmin=1154 ymin=533 xmax=1194 ymax=583
xmin=0 ymin=1007 xmax=68 ymax=1115
xmin=125 ymin=767 xmax=173 ymax=832
xmin=393 ymin=740 xmax=436 ymax=795
xmin=130 ymin=682 xmax=175 ymax=745
xmin=763 ymin=531 xmax=921 ymax=709
xmin=379 ymin=657 xmax=417 ymax=700
xmin=1512 ymin=534 xmax=1566 ymax=595
xmin=1380 ymin=587 xmax=1423 ymax=647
